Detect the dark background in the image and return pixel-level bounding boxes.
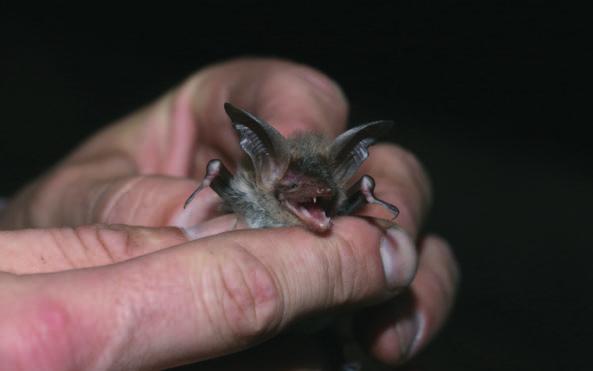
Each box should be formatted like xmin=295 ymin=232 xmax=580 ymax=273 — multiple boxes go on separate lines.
xmin=1 ymin=2 xmax=590 ymax=370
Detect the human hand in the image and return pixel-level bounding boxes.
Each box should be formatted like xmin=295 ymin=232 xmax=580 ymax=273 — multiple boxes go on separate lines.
xmin=0 ymin=58 xmax=458 ymax=370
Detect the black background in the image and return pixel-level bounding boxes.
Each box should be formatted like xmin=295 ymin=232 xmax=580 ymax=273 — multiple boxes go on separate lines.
xmin=1 ymin=2 xmax=590 ymax=370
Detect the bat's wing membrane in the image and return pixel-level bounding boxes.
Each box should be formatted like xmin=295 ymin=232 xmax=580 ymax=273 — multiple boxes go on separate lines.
xmin=183 ymin=159 xmax=233 ymax=209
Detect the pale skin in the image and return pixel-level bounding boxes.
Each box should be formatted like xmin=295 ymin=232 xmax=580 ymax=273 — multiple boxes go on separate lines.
xmin=0 ymin=58 xmax=459 ymax=370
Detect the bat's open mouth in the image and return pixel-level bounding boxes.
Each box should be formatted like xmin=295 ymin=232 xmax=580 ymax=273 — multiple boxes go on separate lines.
xmin=284 ymin=198 xmax=332 ymax=232
xmin=282 ymin=195 xmax=333 ymax=233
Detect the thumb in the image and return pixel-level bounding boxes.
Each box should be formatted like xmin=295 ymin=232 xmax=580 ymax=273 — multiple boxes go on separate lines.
xmin=181 ymin=219 xmax=417 ymax=335
xmin=1 ymin=218 xmax=417 ymax=370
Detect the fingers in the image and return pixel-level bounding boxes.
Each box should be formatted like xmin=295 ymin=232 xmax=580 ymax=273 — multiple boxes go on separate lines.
xmin=187 ymin=58 xmax=349 ymax=177
xmin=195 ymin=58 xmax=348 ymax=139
xmin=0 ymin=213 xmax=250 ymax=274
xmin=0 ymin=224 xmax=187 ymax=274
xmin=70 ymin=57 xmax=348 ymax=174
xmin=0 ymin=172 xmax=219 ymax=229
xmin=0 ymin=218 xmax=417 ymax=370
xmin=353 ymin=235 xmax=460 ymax=365
xmin=0 ymin=58 xmax=349 ymax=229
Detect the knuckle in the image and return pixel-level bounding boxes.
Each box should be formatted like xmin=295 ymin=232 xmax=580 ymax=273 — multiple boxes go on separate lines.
xmin=187 ymin=57 xmax=349 ymax=136
xmin=90 ymin=224 xmax=135 ymax=263
xmin=69 ymin=224 xmax=145 ymax=266
xmin=375 ymin=144 xmax=427 ymax=178
xmin=93 ymin=176 xmax=145 ymax=224
xmin=272 ymin=62 xmax=347 ymax=110
xmin=94 ymin=175 xmax=190 ymax=226
xmin=209 ymin=243 xmax=283 ymax=343
xmin=290 ymin=63 xmax=346 ymax=103
xmin=73 ymin=225 xmax=111 ymax=265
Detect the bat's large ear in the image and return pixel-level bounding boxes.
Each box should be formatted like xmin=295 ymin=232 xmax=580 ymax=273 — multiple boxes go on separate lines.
xmin=224 ymin=103 xmax=290 ymax=188
xmin=330 ymin=120 xmax=394 ymax=184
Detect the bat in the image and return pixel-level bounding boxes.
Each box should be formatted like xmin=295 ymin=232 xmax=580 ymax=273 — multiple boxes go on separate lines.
xmin=184 ymin=102 xmax=399 ymax=370
xmin=184 ymin=102 xmax=399 ymax=231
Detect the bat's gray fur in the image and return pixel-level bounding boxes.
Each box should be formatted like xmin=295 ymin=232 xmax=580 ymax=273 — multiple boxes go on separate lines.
xmin=225 ymin=134 xmax=346 ymax=229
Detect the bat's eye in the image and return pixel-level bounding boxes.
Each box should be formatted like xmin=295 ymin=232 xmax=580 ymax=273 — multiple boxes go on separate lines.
xmin=278 ymin=181 xmax=299 ymax=193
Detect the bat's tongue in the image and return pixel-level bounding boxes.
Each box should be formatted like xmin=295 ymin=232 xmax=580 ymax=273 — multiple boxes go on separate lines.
xmin=298 ymin=200 xmax=331 ymax=231
xmin=279 ymin=176 xmax=335 ymax=232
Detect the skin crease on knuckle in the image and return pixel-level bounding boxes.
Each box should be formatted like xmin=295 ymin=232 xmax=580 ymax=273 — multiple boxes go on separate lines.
xmin=283 ymin=221 xmax=386 ymax=311
xmin=92 ymin=176 xmax=149 ymax=225
xmin=197 ymin=223 xmax=383 ymax=345
xmin=46 ymin=225 xmax=137 ymax=269
xmin=85 ymin=224 xmax=146 ymax=264
xmin=198 ymin=241 xmax=285 ymax=346
xmin=25 ymin=157 xmax=132 ymax=228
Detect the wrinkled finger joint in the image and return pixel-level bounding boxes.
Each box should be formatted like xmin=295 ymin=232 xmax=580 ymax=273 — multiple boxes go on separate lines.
xmin=212 ymin=243 xmax=284 ymax=343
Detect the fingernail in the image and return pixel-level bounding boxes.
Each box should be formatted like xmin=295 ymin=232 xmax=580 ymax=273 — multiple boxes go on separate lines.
xmin=379 ymin=228 xmax=417 ymax=291
xmin=393 ymin=312 xmax=423 ymax=361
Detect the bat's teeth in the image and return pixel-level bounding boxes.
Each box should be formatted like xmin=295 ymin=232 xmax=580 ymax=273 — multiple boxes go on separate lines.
xmin=318 ymin=210 xmax=331 ymax=229
xmin=313 ymin=197 xmax=317 ymax=204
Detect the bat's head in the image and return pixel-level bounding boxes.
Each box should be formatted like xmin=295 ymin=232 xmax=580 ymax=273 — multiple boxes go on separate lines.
xmin=224 ymin=103 xmax=392 ymax=233
xmin=275 ymin=158 xmax=338 ymax=232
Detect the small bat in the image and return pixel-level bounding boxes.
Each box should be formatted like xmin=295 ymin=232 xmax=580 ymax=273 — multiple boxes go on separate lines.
xmin=184 ymin=103 xmax=399 ymax=232
xmin=185 ymin=103 xmax=397 ymax=370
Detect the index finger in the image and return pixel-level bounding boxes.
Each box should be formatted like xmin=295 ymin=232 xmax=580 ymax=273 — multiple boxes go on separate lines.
xmin=1 ymin=58 xmax=349 ymax=229
xmin=188 ymin=58 xmax=349 ymax=175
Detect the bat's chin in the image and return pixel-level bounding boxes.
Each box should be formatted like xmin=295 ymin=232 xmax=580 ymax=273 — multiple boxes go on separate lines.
xmin=282 ymin=199 xmax=332 ymax=233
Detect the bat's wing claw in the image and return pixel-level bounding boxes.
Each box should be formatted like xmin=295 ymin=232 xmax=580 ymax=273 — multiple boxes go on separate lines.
xmin=184 ymin=159 xmax=233 ymax=209
xmin=337 ymin=175 xmax=399 ymax=219
xmin=183 ymin=185 xmax=205 ymax=209
xmin=359 ymin=175 xmax=400 ymax=219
